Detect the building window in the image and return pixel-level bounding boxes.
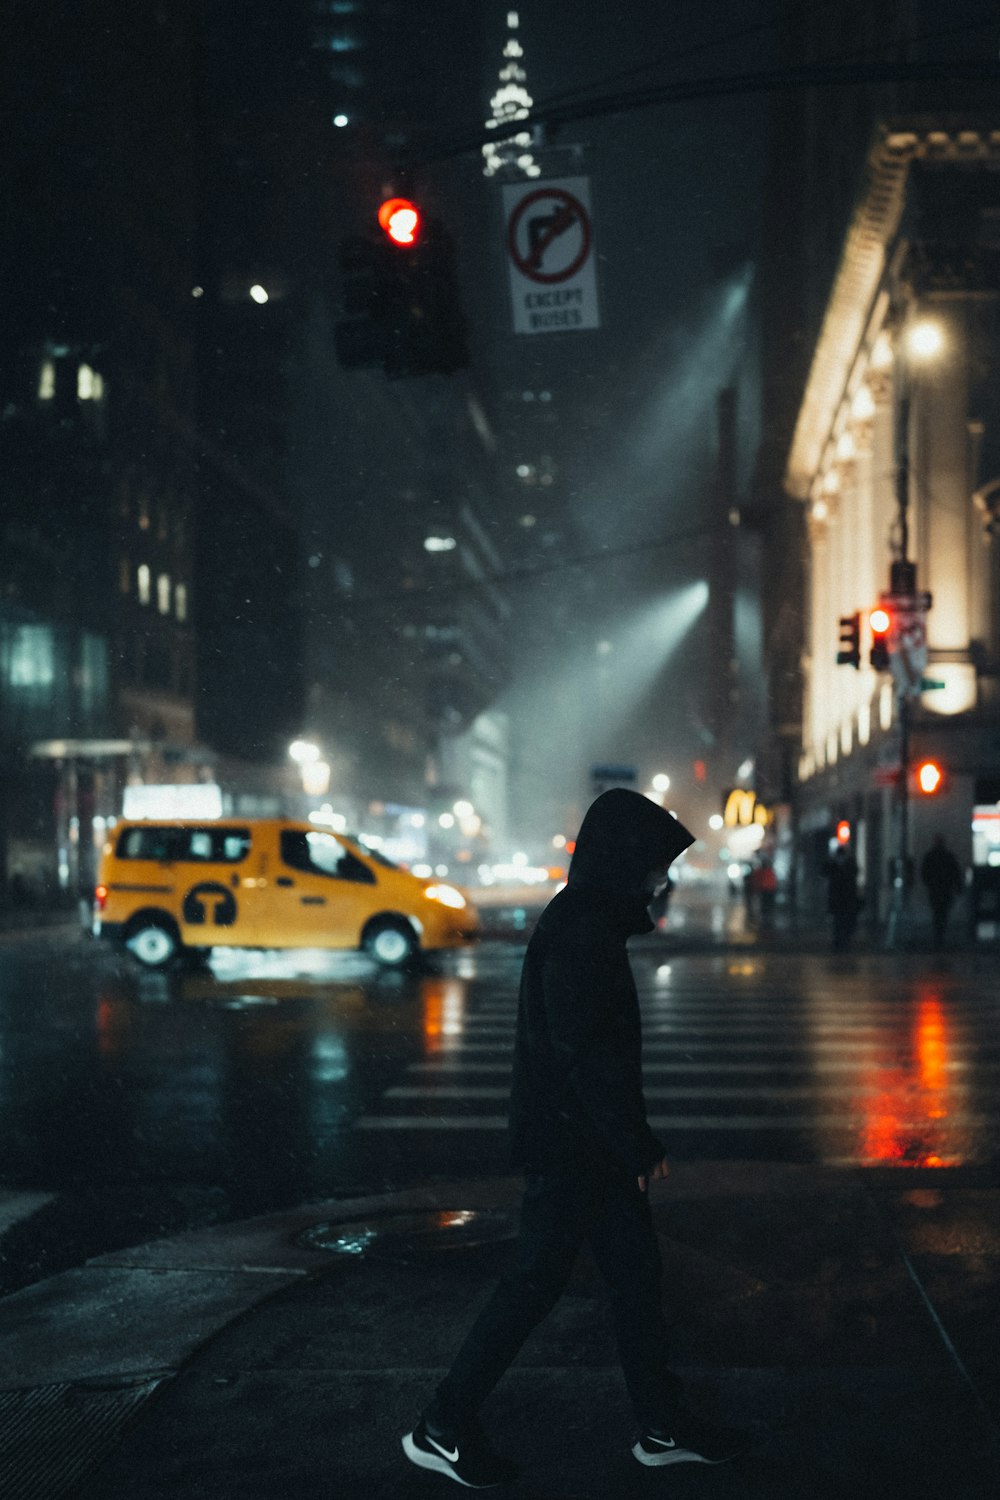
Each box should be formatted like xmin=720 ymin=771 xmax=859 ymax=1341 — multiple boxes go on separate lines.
xmin=5 ymin=624 xmax=55 ymax=688
xmin=138 ymin=497 xmax=150 ymax=531
xmin=137 ymin=565 xmax=151 ymax=605
xmin=77 ymin=364 xmax=103 ymax=400
xmin=38 ymin=360 xmax=56 ymax=401
xmin=175 ymin=583 xmax=188 ymax=621
xmin=157 ymin=574 xmax=171 ymax=615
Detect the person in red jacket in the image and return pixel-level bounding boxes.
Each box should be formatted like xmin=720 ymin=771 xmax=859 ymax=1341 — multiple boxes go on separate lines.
xmin=402 ymin=788 xmax=750 ymax=1488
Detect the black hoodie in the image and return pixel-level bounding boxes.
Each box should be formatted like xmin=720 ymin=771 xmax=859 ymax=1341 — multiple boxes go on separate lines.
xmin=508 ymin=789 xmax=695 ymax=1178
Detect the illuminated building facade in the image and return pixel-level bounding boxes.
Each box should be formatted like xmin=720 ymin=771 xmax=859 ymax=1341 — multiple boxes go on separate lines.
xmin=786 ymin=125 xmax=1000 ymax=930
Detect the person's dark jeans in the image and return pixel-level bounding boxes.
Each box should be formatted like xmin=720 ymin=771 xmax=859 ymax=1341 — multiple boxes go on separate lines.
xmin=429 ymin=1168 xmax=684 ymax=1432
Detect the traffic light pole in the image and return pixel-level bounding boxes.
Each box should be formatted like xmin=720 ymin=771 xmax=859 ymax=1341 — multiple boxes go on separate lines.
xmin=885 ymin=376 xmax=912 ymax=950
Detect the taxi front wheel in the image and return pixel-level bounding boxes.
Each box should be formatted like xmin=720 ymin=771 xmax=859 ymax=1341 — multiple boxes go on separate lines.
xmin=124 ymin=916 xmax=180 ymax=969
xmin=363 ymin=918 xmax=418 ymax=968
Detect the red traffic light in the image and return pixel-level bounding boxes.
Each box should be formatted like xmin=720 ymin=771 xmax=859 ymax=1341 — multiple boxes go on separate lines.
xmin=378 ymin=197 xmax=421 ymax=246
xmin=870 ymin=606 xmax=891 ymax=636
xmin=916 ymin=759 xmax=944 ymax=795
xmin=836 ymin=819 xmax=851 ymax=844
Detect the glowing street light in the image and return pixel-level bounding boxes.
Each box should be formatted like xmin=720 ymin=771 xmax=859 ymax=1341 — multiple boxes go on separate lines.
xmin=652 ymin=773 xmax=671 ymax=793
xmin=289 ymin=739 xmax=320 ymax=764
xmin=907 ymin=318 xmax=945 ymax=362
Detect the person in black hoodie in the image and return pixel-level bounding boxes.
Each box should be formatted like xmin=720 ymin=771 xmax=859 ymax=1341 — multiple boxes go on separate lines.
xmin=403 ymin=788 xmax=749 ymax=1488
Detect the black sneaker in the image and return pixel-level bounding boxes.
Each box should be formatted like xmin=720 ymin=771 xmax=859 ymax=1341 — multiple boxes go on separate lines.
xmin=632 ymin=1409 xmax=751 ymax=1467
xmin=402 ymin=1415 xmax=518 ymax=1488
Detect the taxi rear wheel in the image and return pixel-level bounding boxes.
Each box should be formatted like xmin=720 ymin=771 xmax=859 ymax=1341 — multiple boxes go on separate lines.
xmin=124 ymin=915 xmax=180 ymax=969
xmin=363 ymin=918 xmax=418 ymax=968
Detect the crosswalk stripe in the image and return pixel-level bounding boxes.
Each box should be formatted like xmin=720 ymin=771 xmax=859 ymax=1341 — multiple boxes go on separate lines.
xmin=420 ymin=1039 xmax=999 ymax=1055
xmin=385 ymin=1084 xmax=985 ymax=1101
xmin=357 ymin=1112 xmax=999 ymax=1131
xmin=405 ymin=1058 xmax=986 ymax=1075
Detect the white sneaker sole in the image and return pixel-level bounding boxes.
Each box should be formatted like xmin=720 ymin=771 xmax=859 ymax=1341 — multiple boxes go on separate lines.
xmin=401 ymin=1431 xmax=501 ymax=1488
xmin=632 ymin=1441 xmax=723 ymax=1467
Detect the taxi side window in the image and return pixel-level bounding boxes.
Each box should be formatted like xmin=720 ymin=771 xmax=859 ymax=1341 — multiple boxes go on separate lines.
xmin=280 ymin=830 xmax=375 ymax=884
xmin=117 ymin=826 xmax=251 ymax=863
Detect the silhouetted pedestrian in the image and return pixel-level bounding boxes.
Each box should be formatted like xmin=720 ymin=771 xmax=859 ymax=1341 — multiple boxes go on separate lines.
xmin=402 ymin=789 xmax=749 ymax=1487
xmin=825 ymin=844 xmax=859 ymax=951
xmin=920 ymin=835 xmax=964 ymax=950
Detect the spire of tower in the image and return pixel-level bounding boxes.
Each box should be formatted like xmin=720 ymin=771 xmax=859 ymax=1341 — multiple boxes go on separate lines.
xmin=483 ymin=10 xmax=541 ymax=180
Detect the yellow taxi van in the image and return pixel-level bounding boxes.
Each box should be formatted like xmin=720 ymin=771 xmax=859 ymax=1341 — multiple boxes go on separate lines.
xmin=93 ymin=818 xmax=479 ymax=968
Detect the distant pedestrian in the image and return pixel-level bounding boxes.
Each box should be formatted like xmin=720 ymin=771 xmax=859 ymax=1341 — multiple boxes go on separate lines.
xmin=920 ymin=835 xmax=964 ymax=950
xmin=756 ymin=857 xmax=778 ymax=931
xmin=825 ymin=844 xmax=859 ymax=951
xmin=402 ymin=789 xmax=750 ymax=1488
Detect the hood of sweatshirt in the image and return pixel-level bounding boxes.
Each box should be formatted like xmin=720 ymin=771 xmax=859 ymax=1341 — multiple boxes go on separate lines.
xmin=566 ymin=788 xmax=695 ymax=933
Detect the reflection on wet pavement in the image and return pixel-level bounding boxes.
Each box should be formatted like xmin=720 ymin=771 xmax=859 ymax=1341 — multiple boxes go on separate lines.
xmin=2 ymin=941 xmax=1000 ymax=1232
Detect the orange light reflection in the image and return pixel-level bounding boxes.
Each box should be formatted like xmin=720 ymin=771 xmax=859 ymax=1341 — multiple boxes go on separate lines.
xmin=855 ymin=988 xmax=964 ymax=1167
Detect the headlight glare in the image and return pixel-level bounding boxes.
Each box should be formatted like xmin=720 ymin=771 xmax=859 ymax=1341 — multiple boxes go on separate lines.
xmin=425 ymin=883 xmax=466 ymax=910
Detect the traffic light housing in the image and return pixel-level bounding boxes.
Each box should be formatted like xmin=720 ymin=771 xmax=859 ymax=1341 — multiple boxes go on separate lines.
xmin=334 ymin=202 xmax=468 ymax=377
xmin=869 ymin=606 xmax=892 ymax=671
xmin=836 ymin=611 xmax=861 ymax=669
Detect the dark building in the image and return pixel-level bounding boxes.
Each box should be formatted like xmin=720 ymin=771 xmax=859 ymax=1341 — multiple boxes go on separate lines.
xmin=284 ymin=0 xmax=515 ymax=857
xmin=0 ymin=1 xmax=202 ymax=902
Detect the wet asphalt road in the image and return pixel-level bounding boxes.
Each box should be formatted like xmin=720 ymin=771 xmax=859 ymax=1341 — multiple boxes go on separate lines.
xmin=2 ymin=918 xmax=999 ymax=1296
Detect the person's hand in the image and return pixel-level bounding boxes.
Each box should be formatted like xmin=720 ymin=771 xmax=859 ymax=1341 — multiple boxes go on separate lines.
xmin=638 ymin=1157 xmax=670 ymax=1191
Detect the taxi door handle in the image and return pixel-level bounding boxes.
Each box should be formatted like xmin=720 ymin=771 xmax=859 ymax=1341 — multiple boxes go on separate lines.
xmin=301 ymin=895 xmax=326 ymax=906
xmin=277 ymin=876 xmax=294 ymax=887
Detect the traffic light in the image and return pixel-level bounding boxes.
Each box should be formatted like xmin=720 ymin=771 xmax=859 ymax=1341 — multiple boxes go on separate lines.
xmin=378 ymin=197 xmax=421 ymax=247
xmin=869 ymin=606 xmax=892 ymax=671
xmin=332 ymin=234 xmax=394 ymax=369
xmin=836 ymin=819 xmax=851 ymax=844
xmin=837 ymin=611 xmax=861 ymax=669
xmin=914 ymin=759 xmax=946 ymax=796
xmin=334 ymin=199 xmax=468 ymax=377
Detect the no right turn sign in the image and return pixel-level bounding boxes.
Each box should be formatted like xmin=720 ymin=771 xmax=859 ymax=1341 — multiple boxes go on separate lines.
xmin=502 ymin=175 xmax=601 ymax=335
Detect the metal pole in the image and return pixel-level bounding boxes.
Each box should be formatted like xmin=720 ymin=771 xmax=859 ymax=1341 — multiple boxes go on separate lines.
xmin=885 ymin=355 xmax=911 ymax=950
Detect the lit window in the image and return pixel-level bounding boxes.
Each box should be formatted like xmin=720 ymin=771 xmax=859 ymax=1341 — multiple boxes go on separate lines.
xmin=879 ymin=682 xmax=894 ymax=731
xmin=92 ymin=372 xmax=104 ymax=402
xmin=77 ymin=364 xmax=95 ymax=400
xmin=7 ymin=625 xmax=55 ymax=687
xmin=138 ymin=499 xmax=150 ymax=531
xmin=175 ymin=583 xmax=188 ymax=621
xmin=38 ymin=360 xmax=55 ymax=400
xmin=157 ymin=574 xmax=171 ymax=614
xmin=424 ymin=536 xmax=457 ymax=552
xmin=137 ymin=565 xmax=151 ymax=605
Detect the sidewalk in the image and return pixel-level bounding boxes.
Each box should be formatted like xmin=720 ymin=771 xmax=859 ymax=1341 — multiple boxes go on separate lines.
xmin=1 ymin=1162 xmax=997 ymax=1500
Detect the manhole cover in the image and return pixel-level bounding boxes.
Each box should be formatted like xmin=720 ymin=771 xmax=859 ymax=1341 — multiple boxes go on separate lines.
xmin=296 ymin=1208 xmax=516 ymax=1259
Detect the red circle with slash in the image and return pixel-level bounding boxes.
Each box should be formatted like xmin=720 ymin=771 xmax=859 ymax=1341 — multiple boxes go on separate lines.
xmin=507 ymin=187 xmax=592 ymax=285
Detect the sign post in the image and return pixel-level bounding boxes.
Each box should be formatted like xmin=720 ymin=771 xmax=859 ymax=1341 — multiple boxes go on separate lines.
xmin=503 ymin=176 xmax=600 ymax=335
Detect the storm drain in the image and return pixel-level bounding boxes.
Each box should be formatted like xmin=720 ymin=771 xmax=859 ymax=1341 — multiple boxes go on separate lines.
xmin=297 ymin=1208 xmax=516 ymax=1260
xmin=0 ymin=1376 xmax=167 ymax=1500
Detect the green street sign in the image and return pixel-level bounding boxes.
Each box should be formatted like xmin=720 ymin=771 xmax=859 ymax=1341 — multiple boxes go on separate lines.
xmin=920 ymin=677 xmax=946 ymax=690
